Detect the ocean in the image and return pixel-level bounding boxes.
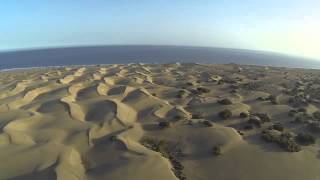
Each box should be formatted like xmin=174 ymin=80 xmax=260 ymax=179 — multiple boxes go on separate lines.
xmin=0 ymin=45 xmax=320 ymax=70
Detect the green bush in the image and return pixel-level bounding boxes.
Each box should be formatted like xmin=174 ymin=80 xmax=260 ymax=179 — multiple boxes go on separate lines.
xmin=140 ymin=138 xmax=186 ymax=180
xmin=313 ymin=111 xmax=320 ymax=120
xmin=269 ymin=95 xmax=279 ymax=104
xmin=308 ymin=122 xmax=320 ymax=133
xmin=261 ymin=130 xmax=301 ymax=152
xmin=218 ymin=98 xmax=233 ymax=105
xmin=296 ymin=133 xmax=316 ymax=145
xmin=243 ymin=124 xmax=254 ymax=130
xmin=196 ymin=87 xmax=210 ymax=93
xmin=254 ymin=113 xmax=271 ymax=122
xmin=202 ymin=120 xmax=213 ymax=127
xmin=158 ymin=121 xmax=171 ymax=129
xmin=278 ymin=137 xmax=301 ymax=152
xmin=176 ymin=90 xmax=188 ymax=98
xmin=271 ymin=123 xmax=284 ymax=132
xmin=247 ymin=116 xmax=262 ymax=128
xmin=219 ymin=109 xmax=232 ymax=119
xmin=239 ymin=112 xmax=249 ymax=118
xmin=212 ymin=146 xmax=222 ymax=156
xmin=192 ymin=112 xmax=204 ymax=119
xmin=261 ymin=130 xmax=279 ymax=142
xmin=288 ymin=109 xmax=298 ymax=117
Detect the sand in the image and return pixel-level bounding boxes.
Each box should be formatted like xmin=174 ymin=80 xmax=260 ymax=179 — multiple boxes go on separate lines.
xmin=0 ymin=63 xmax=319 ymax=180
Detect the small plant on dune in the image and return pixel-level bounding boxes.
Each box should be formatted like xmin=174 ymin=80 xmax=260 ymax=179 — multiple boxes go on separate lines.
xmin=268 ymin=95 xmax=279 ymax=104
xmin=219 ymin=109 xmax=232 ymax=119
xmin=173 ymin=115 xmax=184 ymax=121
xmin=239 ymin=112 xmax=249 ymax=118
xmin=212 ymin=145 xmax=222 ymax=156
xmin=261 ymin=130 xmax=280 ymax=142
xmin=288 ymin=109 xmax=298 ymax=117
xmin=297 ymin=107 xmax=307 ymax=113
xmin=218 ymin=98 xmax=233 ymax=105
xmin=176 ymin=90 xmax=188 ymax=98
xmin=230 ymin=84 xmax=239 ymax=89
xmin=256 ymin=96 xmax=268 ymax=101
xmin=313 ymin=111 xmax=320 ymax=120
xmin=247 ymin=116 xmax=262 ymax=128
xmin=243 ymin=124 xmax=254 ymax=130
xmin=202 ymin=120 xmax=213 ymax=127
xmin=308 ymin=122 xmax=320 ymax=133
xmin=261 ymin=130 xmax=301 ymax=152
xmin=295 ymin=133 xmax=316 ymax=145
xmin=158 ymin=121 xmax=171 ymax=129
xmin=253 ymin=113 xmax=271 ymax=123
xmin=196 ymin=87 xmax=210 ymax=93
xmin=230 ymin=89 xmax=237 ymax=93
xmin=140 ymin=138 xmax=186 ymax=180
xmin=109 ymin=135 xmax=118 ymax=142
xmin=270 ymin=123 xmax=284 ymax=132
xmin=237 ymin=130 xmax=244 ymax=136
xmin=278 ymin=136 xmax=301 ymax=152
xmin=192 ymin=112 xmax=204 ymax=119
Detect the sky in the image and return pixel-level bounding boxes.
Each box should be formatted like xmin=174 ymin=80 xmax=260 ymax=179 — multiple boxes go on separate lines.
xmin=1 ymin=0 xmax=320 ymax=60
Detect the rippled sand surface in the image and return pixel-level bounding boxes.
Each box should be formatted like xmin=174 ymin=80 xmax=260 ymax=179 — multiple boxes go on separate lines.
xmin=0 ymin=63 xmax=320 ymax=180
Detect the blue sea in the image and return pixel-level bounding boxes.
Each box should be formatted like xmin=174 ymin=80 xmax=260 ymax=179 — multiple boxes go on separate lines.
xmin=1 ymin=45 xmax=320 ymax=70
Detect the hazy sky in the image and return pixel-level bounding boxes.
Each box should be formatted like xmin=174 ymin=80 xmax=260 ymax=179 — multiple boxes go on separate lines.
xmin=1 ymin=0 xmax=320 ymax=60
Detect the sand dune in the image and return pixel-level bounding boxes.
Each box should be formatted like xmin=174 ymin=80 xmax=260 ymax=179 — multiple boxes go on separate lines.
xmin=0 ymin=63 xmax=320 ymax=180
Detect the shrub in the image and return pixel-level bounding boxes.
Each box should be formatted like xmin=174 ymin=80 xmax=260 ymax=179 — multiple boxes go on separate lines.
xmin=141 ymin=138 xmax=186 ymax=180
xmin=158 ymin=121 xmax=171 ymax=129
xmin=261 ymin=130 xmax=280 ymax=142
xmin=257 ymin=97 xmax=267 ymax=101
xmin=230 ymin=84 xmax=239 ymax=89
xmin=109 ymin=135 xmax=117 ymax=141
xmin=278 ymin=137 xmax=301 ymax=152
xmin=173 ymin=115 xmax=184 ymax=121
xmin=192 ymin=112 xmax=203 ymax=119
xmin=297 ymin=107 xmax=307 ymax=113
xmin=243 ymin=124 xmax=254 ymax=130
xmin=254 ymin=113 xmax=271 ymax=122
xmin=230 ymin=89 xmax=237 ymax=93
xmin=218 ymin=98 xmax=233 ymax=105
xmin=288 ymin=109 xmax=298 ymax=117
xmin=294 ymin=113 xmax=309 ymax=123
xmin=313 ymin=111 xmax=320 ymax=120
xmin=296 ymin=133 xmax=316 ymax=145
xmin=176 ymin=90 xmax=188 ymax=98
xmin=261 ymin=130 xmax=301 ymax=152
xmin=202 ymin=120 xmax=213 ymax=127
xmin=239 ymin=112 xmax=249 ymax=118
xmin=247 ymin=116 xmax=262 ymax=128
xmin=237 ymin=130 xmax=244 ymax=136
xmin=212 ymin=146 xmax=222 ymax=156
xmin=196 ymin=87 xmax=210 ymax=93
xmin=269 ymin=95 xmax=279 ymax=104
xmin=308 ymin=122 xmax=320 ymax=133
xmin=219 ymin=109 xmax=232 ymax=119
xmin=271 ymin=123 xmax=284 ymax=132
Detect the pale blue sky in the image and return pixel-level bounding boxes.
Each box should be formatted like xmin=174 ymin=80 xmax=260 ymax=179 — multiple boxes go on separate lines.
xmin=1 ymin=0 xmax=319 ymax=59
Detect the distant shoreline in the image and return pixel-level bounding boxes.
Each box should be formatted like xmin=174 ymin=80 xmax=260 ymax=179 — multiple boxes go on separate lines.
xmin=1 ymin=63 xmax=320 ymax=73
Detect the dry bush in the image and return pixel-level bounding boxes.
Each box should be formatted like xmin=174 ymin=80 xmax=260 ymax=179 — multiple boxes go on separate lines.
xmin=219 ymin=109 xmax=232 ymax=119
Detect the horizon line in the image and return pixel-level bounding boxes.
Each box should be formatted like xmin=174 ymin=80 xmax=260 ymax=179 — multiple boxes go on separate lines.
xmin=1 ymin=44 xmax=319 ymax=62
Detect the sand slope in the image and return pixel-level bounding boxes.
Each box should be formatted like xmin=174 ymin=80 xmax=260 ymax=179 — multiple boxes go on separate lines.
xmin=0 ymin=63 xmax=320 ymax=180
